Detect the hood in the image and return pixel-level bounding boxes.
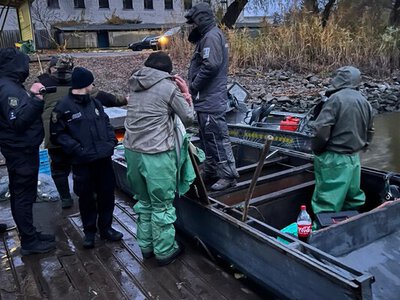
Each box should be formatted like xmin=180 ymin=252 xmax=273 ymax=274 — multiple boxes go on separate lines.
xmin=185 ymin=3 xmax=216 ymax=35
xmin=0 ymin=48 xmax=30 ymax=83
xmin=129 ymin=66 xmax=172 ymax=92
xmin=326 ymin=66 xmax=361 ymax=96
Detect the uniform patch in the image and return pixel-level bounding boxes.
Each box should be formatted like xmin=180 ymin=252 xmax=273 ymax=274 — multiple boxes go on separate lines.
xmin=71 ymin=112 xmax=82 ymax=120
xmin=8 ymin=97 xmax=19 ymax=108
xmin=203 ymin=47 xmax=210 ymax=59
xmin=94 ymin=108 xmax=99 ymax=116
xmin=51 ymin=112 xmax=58 ymax=123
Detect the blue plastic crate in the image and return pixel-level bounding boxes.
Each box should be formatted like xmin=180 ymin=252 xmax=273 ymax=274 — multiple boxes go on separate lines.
xmin=39 ymin=149 xmax=51 ymax=175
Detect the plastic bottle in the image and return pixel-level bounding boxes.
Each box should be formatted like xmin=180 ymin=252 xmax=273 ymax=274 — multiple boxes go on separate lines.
xmin=297 ymin=205 xmax=312 ymax=243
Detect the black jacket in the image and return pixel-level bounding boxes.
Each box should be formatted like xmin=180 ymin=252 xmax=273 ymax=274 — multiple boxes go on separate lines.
xmin=50 ymin=91 xmax=117 ymax=164
xmin=0 ymin=49 xmax=44 ymax=149
xmin=39 ymin=71 xmax=126 ymax=149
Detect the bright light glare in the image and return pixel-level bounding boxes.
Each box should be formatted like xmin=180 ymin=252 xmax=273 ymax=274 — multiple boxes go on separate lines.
xmin=158 ymin=36 xmax=168 ymax=45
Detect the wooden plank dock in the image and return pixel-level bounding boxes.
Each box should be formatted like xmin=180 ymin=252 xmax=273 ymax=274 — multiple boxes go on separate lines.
xmin=0 ymin=184 xmax=264 ymax=299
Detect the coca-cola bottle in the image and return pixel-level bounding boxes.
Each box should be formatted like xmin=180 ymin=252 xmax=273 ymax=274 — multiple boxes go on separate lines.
xmin=297 ymin=205 xmax=312 ymax=243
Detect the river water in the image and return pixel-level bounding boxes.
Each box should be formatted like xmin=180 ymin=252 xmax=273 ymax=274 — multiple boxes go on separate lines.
xmin=360 ymin=112 xmax=400 ymax=172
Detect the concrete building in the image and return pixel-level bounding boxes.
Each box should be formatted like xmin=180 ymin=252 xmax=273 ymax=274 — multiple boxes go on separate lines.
xmin=1 ymin=0 xmax=267 ymax=49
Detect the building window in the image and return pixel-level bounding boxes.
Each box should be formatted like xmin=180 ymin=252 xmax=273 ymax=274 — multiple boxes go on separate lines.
xmin=123 ymin=0 xmax=133 ymax=9
xmin=165 ymin=0 xmax=173 ymax=10
xmin=47 ymin=0 xmax=59 ymax=8
xmin=144 ymin=0 xmax=153 ymax=10
xmin=74 ymin=0 xmax=85 ymax=8
xmin=184 ymin=0 xmax=192 ymax=10
xmin=99 ymin=0 xmax=109 ymax=8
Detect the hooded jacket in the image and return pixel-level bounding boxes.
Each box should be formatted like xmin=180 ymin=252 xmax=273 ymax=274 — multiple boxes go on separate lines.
xmin=186 ymin=3 xmax=229 ymax=114
xmin=124 ymin=66 xmax=194 ymax=153
xmin=0 ymin=48 xmax=44 ymax=149
xmin=311 ymin=66 xmax=374 ymax=154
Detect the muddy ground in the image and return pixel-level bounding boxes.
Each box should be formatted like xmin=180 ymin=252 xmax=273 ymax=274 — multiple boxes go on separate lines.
xmin=25 ymin=51 xmax=400 ymax=115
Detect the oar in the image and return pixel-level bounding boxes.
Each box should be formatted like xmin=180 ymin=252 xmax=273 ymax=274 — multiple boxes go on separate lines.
xmin=242 ymin=135 xmax=274 ymax=222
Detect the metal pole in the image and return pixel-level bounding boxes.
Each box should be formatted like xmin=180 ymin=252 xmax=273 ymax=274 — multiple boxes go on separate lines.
xmin=242 ymin=135 xmax=274 ymax=222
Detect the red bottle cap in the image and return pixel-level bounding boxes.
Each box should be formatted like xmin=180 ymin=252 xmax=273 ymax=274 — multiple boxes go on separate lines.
xmin=301 ymin=205 xmax=306 ymax=210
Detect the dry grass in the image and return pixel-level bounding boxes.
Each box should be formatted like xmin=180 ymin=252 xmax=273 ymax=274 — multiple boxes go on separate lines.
xmin=168 ymin=13 xmax=399 ymax=76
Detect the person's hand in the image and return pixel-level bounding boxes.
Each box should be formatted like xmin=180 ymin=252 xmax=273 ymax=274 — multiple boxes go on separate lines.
xmin=173 ymin=75 xmax=189 ymax=94
xmin=30 ymin=82 xmax=45 ymax=100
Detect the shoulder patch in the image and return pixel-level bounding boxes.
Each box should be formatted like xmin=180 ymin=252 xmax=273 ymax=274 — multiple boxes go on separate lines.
xmin=203 ymin=47 xmax=210 ymax=59
xmin=8 ymin=97 xmax=19 ymax=108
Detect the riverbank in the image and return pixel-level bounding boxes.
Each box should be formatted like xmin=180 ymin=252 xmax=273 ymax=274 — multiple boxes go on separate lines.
xmin=26 ymin=51 xmax=400 ymax=115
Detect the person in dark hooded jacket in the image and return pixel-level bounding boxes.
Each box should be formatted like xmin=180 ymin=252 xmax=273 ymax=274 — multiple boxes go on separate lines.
xmin=50 ymin=67 xmax=123 ymax=249
xmin=310 ymin=66 xmax=374 ymax=215
xmin=0 ymin=47 xmax=56 ymax=255
xmin=38 ymin=54 xmax=127 ymax=209
xmin=185 ymin=2 xmax=239 ymax=191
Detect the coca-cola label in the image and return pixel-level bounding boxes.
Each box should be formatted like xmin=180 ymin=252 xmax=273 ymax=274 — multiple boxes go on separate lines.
xmin=297 ymin=223 xmax=312 ymax=237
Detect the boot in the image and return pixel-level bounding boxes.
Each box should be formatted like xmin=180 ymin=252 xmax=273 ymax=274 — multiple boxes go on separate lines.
xmin=141 ymin=250 xmax=155 ymax=259
xmin=156 ymin=242 xmax=184 ymax=266
xmin=20 ymin=240 xmax=56 ymax=256
xmin=200 ymin=172 xmax=218 ymax=186
xmin=211 ymin=178 xmax=237 ymax=191
xmin=82 ymin=232 xmax=95 ymax=249
xmin=100 ymin=228 xmax=123 ymax=242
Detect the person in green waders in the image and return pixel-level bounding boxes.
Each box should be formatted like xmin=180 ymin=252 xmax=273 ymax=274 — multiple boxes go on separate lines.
xmin=124 ymin=52 xmax=195 ymax=266
xmin=310 ymin=66 xmax=374 ymax=215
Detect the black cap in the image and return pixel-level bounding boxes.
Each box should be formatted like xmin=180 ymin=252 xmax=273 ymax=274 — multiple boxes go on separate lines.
xmin=71 ymin=67 xmax=94 ymax=89
xmin=144 ymin=51 xmax=173 ymax=74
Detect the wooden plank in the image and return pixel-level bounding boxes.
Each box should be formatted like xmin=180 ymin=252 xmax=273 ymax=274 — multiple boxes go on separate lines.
xmin=3 ymin=230 xmax=42 ymax=298
xmin=113 ymin=199 xmax=261 ymax=299
xmin=0 ymin=234 xmax=18 ymax=300
xmin=64 ymin=218 xmax=142 ymax=300
xmin=31 ymin=256 xmax=78 ymax=299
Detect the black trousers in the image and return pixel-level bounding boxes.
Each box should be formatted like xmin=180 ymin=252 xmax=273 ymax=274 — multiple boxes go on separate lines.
xmin=72 ymin=157 xmax=116 ymax=235
xmin=1 ymin=146 xmax=39 ymax=246
xmin=48 ymin=147 xmax=72 ymax=200
xmin=197 ymin=112 xmax=239 ymax=179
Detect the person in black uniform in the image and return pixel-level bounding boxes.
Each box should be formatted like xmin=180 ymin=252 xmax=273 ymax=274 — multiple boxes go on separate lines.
xmin=38 ymin=55 xmax=127 ymax=209
xmin=0 ymin=47 xmax=56 ymax=255
xmin=50 ymin=67 xmax=123 ymax=249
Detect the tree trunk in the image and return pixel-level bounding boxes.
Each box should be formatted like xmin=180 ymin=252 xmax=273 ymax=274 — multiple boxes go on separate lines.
xmin=221 ymin=0 xmax=249 ymax=29
xmin=321 ymin=0 xmax=337 ymax=27
xmin=303 ymin=0 xmax=319 ymax=14
xmin=389 ymin=0 xmax=400 ymax=27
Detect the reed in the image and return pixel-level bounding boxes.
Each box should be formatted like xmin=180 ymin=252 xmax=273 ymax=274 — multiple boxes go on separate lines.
xmin=168 ymin=12 xmax=399 ymax=76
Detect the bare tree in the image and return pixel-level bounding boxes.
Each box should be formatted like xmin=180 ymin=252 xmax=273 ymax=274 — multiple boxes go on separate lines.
xmin=30 ymin=0 xmax=66 ymax=49
xmin=221 ymin=0 xmax=249 ymax=28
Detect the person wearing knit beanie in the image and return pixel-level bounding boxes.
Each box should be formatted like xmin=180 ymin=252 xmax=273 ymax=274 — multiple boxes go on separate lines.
xmin=71 ymin=67 xmax=94 ymax=89
xmin=144 ymin=51 xmax=173 ymax=73
xmin=50 ymin=65 xmax=123 ymax=249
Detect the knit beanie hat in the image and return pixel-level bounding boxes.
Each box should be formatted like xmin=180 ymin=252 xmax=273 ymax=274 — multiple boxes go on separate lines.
xmin=144 ymin=51 xmax=173 ymax=74
xmin=71 ymin=67 xmax=94 ymax=89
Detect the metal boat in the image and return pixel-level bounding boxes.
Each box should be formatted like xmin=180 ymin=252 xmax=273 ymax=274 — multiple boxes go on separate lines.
xmin=112 ymin=139 xmax=400 ymax=299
